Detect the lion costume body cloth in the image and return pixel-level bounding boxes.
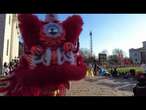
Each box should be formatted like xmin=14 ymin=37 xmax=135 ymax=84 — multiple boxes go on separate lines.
xmin=2 ymin=14 xmax=87 ymax=96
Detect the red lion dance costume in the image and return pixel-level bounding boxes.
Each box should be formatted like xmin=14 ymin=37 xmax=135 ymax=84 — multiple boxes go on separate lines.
xmin=0 ymin=14 xmax=87 ymax=96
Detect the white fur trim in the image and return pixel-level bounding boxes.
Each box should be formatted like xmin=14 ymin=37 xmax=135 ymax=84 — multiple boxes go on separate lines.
xmin=42 ymin=48 xmax=51 ymax=66
xmin=57 ymin=48 xmax=64 ymax=65
xmin=64 ymin=51 xmax=76 ymax=64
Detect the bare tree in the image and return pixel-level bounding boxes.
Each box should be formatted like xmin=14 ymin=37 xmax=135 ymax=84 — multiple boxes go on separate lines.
xmin=80 ymin=48 xmax=96 ymax=63
xmin=112 ymin=48 xmax=125 ymax=65
xmin=101 ymin=49 xmax=108 ymax=55
xmin=108 ymin=55 xmax=119 ymax=66
xmin=112 ymin=49 xmax=124 ymax=56
xmin=80 ymin=48 xmax=90 ymax=59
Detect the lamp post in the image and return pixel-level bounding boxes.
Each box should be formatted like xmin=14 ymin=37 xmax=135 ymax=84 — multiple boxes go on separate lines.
xmin=89 ymin=31 xmax=93 ymax=58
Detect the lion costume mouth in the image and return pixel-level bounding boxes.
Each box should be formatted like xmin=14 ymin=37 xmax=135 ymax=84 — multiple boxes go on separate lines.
xmin=14 ymin=59 xmax=86 ymax=86
xmin=13 ymin=44 xmax=87 ymax=86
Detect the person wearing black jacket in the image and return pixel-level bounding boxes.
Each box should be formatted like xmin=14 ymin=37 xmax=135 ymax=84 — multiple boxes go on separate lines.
xmin=133 ymin=74 xmax=146 ymax=96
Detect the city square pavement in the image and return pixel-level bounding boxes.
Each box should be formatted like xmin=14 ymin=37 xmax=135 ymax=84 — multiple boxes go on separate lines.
xmin=66 ymin=76 xmax=137 ymax=96
xmin=0 ymin=76 xmax=137 ymax=96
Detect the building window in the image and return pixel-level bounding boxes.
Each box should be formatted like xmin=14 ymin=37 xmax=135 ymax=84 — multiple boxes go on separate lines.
xmin=9 ymin=15 xmax=11 ymax=25
xmin=6 ymin=40 xmax=9 ymax=56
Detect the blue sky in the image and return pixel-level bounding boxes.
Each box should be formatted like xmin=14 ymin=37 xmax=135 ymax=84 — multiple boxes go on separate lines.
xmin=36 ymin=14 xmax=146 ymax=57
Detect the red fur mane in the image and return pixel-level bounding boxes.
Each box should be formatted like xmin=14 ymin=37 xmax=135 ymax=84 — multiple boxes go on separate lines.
xmin=6 ymin=14 xmax=87 ymax=96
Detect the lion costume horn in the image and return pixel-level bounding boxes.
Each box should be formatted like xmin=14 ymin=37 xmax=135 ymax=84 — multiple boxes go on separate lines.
xmin=45 ymin=14 xmax=59 ymax=22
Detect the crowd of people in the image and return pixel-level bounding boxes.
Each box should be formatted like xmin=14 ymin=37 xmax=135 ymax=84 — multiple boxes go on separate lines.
xmin=2 ymin=57 xmax=19 ymax=76
xmin=86 ymin=62 xmax=146 ymax=80
xmin=110 ymin=68 xmax=136 ymax=79
xmin=85 ymin=61 xmax=146 ymax=96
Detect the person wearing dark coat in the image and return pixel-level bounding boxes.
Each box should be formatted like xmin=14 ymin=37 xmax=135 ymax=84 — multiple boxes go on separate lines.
xmin=133 ymin=74 xmax=146 ymax=96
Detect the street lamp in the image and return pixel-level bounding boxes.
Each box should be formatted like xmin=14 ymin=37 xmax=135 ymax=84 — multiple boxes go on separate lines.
xmin=89 ymin=31 xmax=93 ymax=57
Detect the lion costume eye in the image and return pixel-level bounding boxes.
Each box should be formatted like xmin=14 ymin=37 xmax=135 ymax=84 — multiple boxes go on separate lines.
xmin=43 ymin=23 xmax=63 ymax=38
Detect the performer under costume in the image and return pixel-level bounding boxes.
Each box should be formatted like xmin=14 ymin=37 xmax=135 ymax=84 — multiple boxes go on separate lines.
xmin=0 ymin=14 xmax=87 ymax=96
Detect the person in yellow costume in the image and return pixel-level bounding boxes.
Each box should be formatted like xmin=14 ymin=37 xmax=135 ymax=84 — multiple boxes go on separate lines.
xmin=86 ymin=63 xmax=94 ymax=77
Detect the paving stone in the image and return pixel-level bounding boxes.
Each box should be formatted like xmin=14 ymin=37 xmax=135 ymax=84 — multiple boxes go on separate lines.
xmin=66 ymin=76 xmax=136 ymax=96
